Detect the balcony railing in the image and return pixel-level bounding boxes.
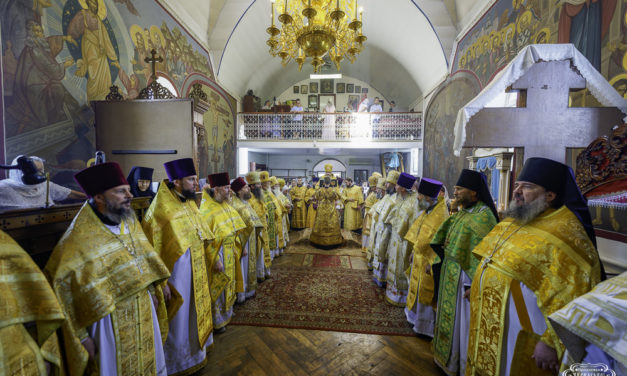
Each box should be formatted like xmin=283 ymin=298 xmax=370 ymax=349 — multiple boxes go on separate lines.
xmin=237 ymin=112 xmax=422 ymax=141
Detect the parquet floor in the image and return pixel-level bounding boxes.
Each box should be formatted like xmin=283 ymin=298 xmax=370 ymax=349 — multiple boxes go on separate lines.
xmin=197 ymin=231 xmax=445 ymax=376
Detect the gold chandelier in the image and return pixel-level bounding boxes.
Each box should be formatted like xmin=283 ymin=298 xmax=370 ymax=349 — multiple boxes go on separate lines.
xmin=266 ymin=0 xmax=366 ymax=72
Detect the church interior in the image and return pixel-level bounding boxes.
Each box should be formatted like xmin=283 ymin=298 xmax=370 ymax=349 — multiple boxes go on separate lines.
xmin=1 ymin=0 xmax=626 ymax=375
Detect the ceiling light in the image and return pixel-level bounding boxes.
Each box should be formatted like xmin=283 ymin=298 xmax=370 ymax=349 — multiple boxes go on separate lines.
xmin=309 ymin=73 xmax=342 ymax=79
xmin=266 ymin=0 xmax=367 ymax=72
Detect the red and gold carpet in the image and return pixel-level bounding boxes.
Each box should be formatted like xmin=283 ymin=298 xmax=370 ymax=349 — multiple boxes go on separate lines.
xmin=230 ymin=253 xmax=414 ymax=336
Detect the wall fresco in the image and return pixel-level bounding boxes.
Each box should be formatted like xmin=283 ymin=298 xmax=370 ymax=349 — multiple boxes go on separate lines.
xmin=423 ymin=0 xmax=626 ymax=187
xmin=1 ymin=0 xmax=220 ymax=186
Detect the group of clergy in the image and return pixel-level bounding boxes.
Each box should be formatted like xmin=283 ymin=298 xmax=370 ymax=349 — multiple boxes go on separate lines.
xmin=0 ymin=157 xmax=295 ymax=376
xmin=362 ymin=157 xmax=623 ymax=375
xmin=286 ymin=163 xmax=365 ymax=249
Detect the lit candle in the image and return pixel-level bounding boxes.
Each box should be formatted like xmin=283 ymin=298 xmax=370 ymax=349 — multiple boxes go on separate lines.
xmin=354 ymin=0 xmax=358 ymax=19
xmin=271 ymin=1 xmax=275 ymax=26
xmin=337 ymin=0 xmax=339 ymax=9
xmin=285 ymin=0 xmax=288 ymax=13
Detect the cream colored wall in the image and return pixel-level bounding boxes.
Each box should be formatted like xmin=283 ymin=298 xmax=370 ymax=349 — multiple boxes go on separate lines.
xmin=274 ymin=76 xmax=390 ymax=111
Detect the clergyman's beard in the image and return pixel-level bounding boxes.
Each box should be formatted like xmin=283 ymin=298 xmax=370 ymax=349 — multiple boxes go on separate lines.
xmin=252 ymin=186 xmax=262 ymax=200
xmin=386 ymin=186 xmax=395 ymax=195
xmin=182 ymin=188 xmax=196 ymax=199
xmin=504 ymin=193 xmax=548 ymax=225
xmin=418 ymin=198 xmax=431 ymax=211
xmin=376 ymin=191 xmax=383 ymax=199
xmin=105 ymin=199 xmax=133 ymax=224
xmin=240 ymin=191 xmax=252 ymax=200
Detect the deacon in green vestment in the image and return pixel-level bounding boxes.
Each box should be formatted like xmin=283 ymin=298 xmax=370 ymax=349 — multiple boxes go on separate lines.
xmin=430 ymin=169 xmax=498 ymax=376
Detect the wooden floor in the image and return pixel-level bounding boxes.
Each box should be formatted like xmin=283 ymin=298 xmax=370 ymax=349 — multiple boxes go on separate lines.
xmin=197 ymin=231 xmax=445 ymax=376
xmin=199 ymin=326 xmax=444 ymax=376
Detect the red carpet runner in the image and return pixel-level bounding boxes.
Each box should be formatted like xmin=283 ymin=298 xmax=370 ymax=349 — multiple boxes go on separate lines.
xmin=230 ymin=255 xmax=415 ymax=336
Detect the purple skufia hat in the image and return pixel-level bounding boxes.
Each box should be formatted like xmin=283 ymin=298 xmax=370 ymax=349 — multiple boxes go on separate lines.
xmin=397 ymin=172 xmax=416 ymax=190
xmin=164 ymin=158 xmax=196 ymax=181
xmin=418 ymin=178 xmax=443 ymax=198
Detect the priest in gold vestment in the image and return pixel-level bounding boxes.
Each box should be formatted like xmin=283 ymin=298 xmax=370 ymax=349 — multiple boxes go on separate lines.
xmin=246 ymin=171 xmax=272 ymax=281
xmin=370 ymin=170 xmax=400 ymax=287
xmin=200 ymin=172 xmax=246 ymax=332
xmin=2 ymin=229 xmax=65 ymax=376
xmin=260 ymin=171 xmax=281 ymax=258
xmin=384 ymin=172 xmax=418 ymax=306
xmin=366 ymin=177 xmax=386 ymax=269
xmin=143 ymin=158 xmax=215 ymax=375
xmin=230 ymin=177 xmax=264 ymax=303
xmin=46 ymin=162 xmax=171 ymax=376
xmin=361 ymin=173 xmax=381 ymax=252
xmin=290 ymin=177 xmax=307 ymax=229
xmin=466 ymin=158 xmax=602 ymax=376
xmin=272 ymin=177 xmax=291 ymax=254
xmin=310 ymin=176 xmax=343 ymax=248
xmin=305 ymin=178 xmax=318 ymax=228
xmin=404 ymin=178 xmax=449 ymax=337
xmin=341 ymin=177 xmax=365 ymax=232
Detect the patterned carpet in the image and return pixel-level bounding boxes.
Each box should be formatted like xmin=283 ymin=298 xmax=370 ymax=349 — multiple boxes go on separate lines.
xmin=230 ymin=238 xmax=414 ymax=336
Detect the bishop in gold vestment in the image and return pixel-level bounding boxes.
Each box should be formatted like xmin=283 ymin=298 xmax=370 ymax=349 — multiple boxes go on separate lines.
xmin=143 ymin=158 xmax=215 ymax=375
xmin=466 ymin=158 xmax=602 ymax=376
xmin=310 ymin=176 xmax=343 ymax=248
xmin=46 ymin=162 xmax=171 ymax=376
xmin=290 ymin=178 xmax=307 ymax=229
xmin=200 ymin=172 xmax=246 ymax=331
xmin=342 ymin=177 xmax=365 ymax=232
xmin=404 ymin=178 xmax=449 ymax=336
xmin=1 ymin=230 xmax=65 ymax=376
xmin=230 ymin=177 xmax=264 ymax=302
xmin=273 ymin=177 xmax=291 ymax=254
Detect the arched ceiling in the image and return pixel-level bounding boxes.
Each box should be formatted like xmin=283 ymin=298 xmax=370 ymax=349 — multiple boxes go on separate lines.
xmin=161 ymin=0 xmax=493 ymax=105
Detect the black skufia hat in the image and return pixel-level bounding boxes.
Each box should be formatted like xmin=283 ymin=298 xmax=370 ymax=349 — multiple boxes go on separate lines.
xmin=517 ymin=157 xmax=596 ymax=247
xmin=456 ymin=169 xmax=499 ymax=220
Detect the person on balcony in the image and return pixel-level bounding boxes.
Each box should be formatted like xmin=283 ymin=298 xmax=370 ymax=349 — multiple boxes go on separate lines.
xmin=322 ymin=99 xmax=336 ymax=140
xmin=290 ymin=99 xmax=304 ymax=139
xmin=370 ymin=97 xmax=383 ymax=138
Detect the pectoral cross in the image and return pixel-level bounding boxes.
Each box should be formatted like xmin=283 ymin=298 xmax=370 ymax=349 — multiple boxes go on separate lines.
xmin=461 ymin=60 xmax=624 ymax=162
xmin=145 ymin=49 xmax=163 ymax=80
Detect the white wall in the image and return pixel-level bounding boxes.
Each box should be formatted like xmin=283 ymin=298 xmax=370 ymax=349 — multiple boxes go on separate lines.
xmin=274 ymin=75 xmax=390 ymax=111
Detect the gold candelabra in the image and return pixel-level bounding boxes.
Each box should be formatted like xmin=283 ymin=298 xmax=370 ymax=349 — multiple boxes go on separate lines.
xmin=266 ymin=0 xmax=366 ymax=72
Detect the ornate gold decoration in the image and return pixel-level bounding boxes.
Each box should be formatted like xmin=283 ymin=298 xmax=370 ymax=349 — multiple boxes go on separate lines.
xmin=188 ymin=83 xmax=208 ymax=102
xmin=267 ymin=0 xmax=366 ymax=72
xmin=105 ymin=85 xmax=124 ymax=101
xmin=138 ymin=49 xmax=174 ymax=99
xmin=576 ymin=124 xmax=627 ymax=195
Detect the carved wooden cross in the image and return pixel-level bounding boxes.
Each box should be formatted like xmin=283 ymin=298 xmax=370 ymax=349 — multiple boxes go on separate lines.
xmin=462 ymin=60 xmax=624 ymax=162
xmin=144 ymin=49 xmax=163 ymax=80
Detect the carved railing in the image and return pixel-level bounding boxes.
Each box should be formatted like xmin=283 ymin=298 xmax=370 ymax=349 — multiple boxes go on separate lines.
xmin=237 ymin=112 xmax=422 ymax=141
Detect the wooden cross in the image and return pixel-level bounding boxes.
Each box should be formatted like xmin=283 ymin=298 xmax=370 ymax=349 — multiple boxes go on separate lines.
xmin=462 ymin=60 xmax=624 ymax=162
xmin=144 ymin=49 xmax=163 ymax=80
